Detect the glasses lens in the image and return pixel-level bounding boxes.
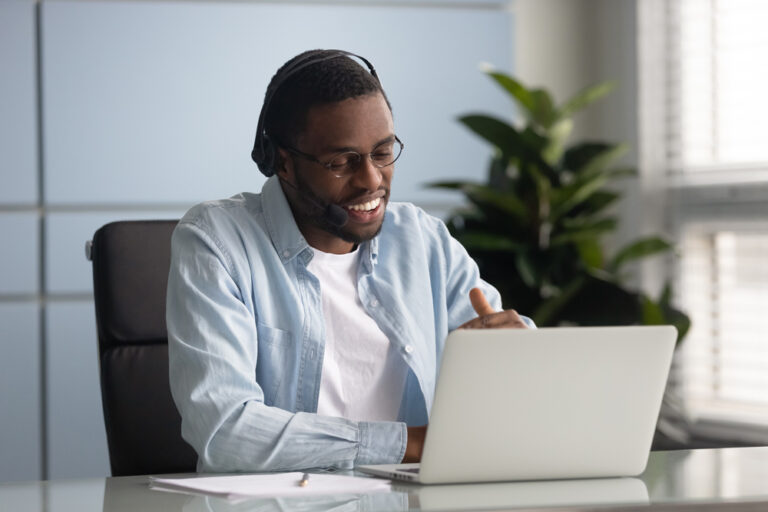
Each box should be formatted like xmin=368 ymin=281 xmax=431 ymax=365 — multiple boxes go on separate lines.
xmin=328 ymin=152 xmax=361 ymax=176
xmin=326 ymin=138 xmax=403 ymax=177
xmin=371 ymin=139 xmax=403 ymax=168
xmin=370 ymin=141 xmax=395 ymax=167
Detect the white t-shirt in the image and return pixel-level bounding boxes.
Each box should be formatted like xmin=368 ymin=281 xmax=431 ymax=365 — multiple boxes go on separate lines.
xmin=308 ymin=248 xmax=408 ymax=422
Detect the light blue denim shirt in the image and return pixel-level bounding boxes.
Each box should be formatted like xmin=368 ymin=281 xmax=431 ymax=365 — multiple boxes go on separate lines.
xmin=167 ymin=176 xmax=532 ymax=473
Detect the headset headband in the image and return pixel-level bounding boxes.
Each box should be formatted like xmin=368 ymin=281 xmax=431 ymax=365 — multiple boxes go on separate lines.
xmin=251 ymin=50 xmax=380 ymax=177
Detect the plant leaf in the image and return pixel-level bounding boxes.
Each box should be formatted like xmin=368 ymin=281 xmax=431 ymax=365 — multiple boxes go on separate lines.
xmin=641 ymin=295 xmax=666 ymax=325
xmin=515 ymin=252 xmax=538 ymax=288
xmin=426 ymin=180 xmax=477 ymax=190
xmin=578 ymin=143 xmax=629 ymax=177
xmin=571 ymin=190 xmax=621 ymax=217
xmin=609 ymin=237 xmax=672 ymax=272
xmin=562 ymin=142 xmax=612 ymax=171
xmin=550 ymin=173 xmax=610 ymax=221
xmin=655 ymin=282 xmax=691 ymax=343
xmin=486 ymin=71 xmax=537 ymax=119
xmin=488 ymin=156 xmax=510 ymax=190
xmin=550 ymin=218 xmax=617 ymax=246
xmin=463 ymin=185 xmax=528 ymax=221
xmin=542 ymin=118 xmax=573 ymax=166
xmin=458 ymin=114 xmax=554 ymax=172
xmin=530 ymin=89 xmax=557 ymax=128
xmin=455 ymin=232 xmax=524 ymax=251
xmin=659 ymin=282 xmax=672 ymax=307
xmin=520 ymin=126 xmax=549 ymax=152
xmin=576 ymin=239 xmax=604 ymax=269
xmin=460 ymin=115 xmax=537 ymax=158
xmin=662 ymin=306 xmax=691 ymax=345
xmin=559 ymin=81 xmax=616 ymax=119
xmin=427 ymin=180 xmax=528 ymax=223
xmin=532 ymin=275 xmax=587 ymax=326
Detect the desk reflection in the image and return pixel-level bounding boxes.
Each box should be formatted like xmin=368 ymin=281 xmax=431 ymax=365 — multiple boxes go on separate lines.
xmin=104 ymin=475 xmax=647 ymax=512
xmin=3 ymin=447 xmax=766 ymax=511
xmin=396 ymin=477 xmax=648 ymax=511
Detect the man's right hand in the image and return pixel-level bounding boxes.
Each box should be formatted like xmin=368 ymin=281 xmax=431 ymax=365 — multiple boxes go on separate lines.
xmin=402 ymin=425 xmax=427 ymax=462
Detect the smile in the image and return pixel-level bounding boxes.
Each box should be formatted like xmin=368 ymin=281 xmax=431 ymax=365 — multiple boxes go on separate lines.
xmin=345 ymin=197 xmax=381 ymax=212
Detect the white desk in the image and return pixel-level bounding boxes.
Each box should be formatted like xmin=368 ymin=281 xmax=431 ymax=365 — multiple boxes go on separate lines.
xmin=2 ymin=447 xmax=768 ymax=511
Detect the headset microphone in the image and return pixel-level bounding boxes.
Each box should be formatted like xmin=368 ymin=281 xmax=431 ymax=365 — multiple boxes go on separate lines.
xmin=279 ymin=178 xmax=349 ymax=228
xmin=322 ymin=203 xmax=349 ymax=228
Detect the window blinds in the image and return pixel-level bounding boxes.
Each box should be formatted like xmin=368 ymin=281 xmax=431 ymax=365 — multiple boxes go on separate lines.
xmin=666 ymin=0 xmax=768 ymax=172
xmin=664 ymin=0 xmax=768 ymax=425
xmin=676 ymin=228 xmax=768 ymax=420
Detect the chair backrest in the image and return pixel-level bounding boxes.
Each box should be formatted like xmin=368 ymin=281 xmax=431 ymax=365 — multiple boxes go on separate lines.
xmin=89 ymin=220 xmax=197 ymax=476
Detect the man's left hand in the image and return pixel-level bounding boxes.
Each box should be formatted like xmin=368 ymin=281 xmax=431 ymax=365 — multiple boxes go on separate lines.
xmin=458 ymin=287 xmax=529 ymax=329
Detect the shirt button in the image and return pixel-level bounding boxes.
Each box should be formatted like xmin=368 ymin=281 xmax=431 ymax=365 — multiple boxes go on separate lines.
xmin=370 ymin=299 xmax=379 ymax=308
xmin=404 ymin=345 xmax=414 ymax=354
xmin=282 ymin=250 xmax=290 ymax=259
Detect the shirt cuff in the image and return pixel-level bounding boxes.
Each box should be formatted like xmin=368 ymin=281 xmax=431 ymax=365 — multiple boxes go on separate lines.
xmin=354 ymin=421 xmax=407 ymax=465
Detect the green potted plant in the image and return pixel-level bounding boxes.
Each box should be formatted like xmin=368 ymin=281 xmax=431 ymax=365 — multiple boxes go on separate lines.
xmin=430 ymin=69 xmax=690 ymax=341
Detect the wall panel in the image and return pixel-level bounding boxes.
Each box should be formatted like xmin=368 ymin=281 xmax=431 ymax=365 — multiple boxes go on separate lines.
xmin=0 ymin=304 xmax=41 ymax=482
xmin=42 ymin=0 xmax=512 ymax=206
xmin=0 ymin=0 xmax=38 ymax=205
xmin=0 ymin=213 xmax=39 ymax=294
xmin=46 ymin=301 xmax=109 ymax=479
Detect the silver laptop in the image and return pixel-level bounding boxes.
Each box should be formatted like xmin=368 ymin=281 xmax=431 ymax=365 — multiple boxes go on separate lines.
xmin=358 ymin=326 xmax=676 ymax=484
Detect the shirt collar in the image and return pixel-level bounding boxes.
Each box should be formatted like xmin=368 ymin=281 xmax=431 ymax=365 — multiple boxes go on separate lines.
xmin=261 ymin=176 xmax=309 ymax=263
xmin=260 ymin=175 xmax=380 ymax=267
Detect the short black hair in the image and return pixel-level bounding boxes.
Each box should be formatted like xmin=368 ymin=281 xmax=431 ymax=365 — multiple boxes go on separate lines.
xmin=263 ymin=49 xmax=391 ymax=149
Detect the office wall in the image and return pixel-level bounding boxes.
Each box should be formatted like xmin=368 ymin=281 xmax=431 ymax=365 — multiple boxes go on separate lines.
xmin=0 ymin=0 xmax=42 ymax=483
xmin=0 ymin=0 xmax=515 ymax=481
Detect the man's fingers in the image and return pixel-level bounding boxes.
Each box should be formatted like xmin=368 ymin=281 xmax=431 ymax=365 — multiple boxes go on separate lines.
xmin=459 ymin=309 xmax=528 ymax=329
xmin=462 ymin=288 xmax=528 ymax=329
xmin=469 ymin=287 xmax=496 ymax=317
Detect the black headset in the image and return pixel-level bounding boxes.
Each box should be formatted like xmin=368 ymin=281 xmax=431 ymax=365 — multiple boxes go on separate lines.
xmin=251 ymin=50 xmax=380 ymax=177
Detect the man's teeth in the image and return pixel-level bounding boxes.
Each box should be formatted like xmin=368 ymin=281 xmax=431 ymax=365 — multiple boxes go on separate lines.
xmin=346 ymin=197 xmax=381 ymax=212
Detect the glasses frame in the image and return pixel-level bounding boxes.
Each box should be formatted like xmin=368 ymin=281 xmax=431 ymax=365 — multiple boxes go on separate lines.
xmin=284 ymin=136 xmax=404 ymax=178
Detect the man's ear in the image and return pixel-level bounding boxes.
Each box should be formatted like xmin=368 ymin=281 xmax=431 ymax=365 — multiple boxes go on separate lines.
xmin=275 ymin=147 xmax=296 ymax=186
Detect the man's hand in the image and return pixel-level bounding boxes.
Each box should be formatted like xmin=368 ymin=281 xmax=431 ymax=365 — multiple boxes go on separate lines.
xmin=402 ymin=426 xmax=427 ymax=463
xmin=458 ymin=287 xmax=529 ymax=329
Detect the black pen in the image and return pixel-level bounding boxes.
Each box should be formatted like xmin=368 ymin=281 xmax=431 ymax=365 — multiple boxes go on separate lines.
xmin=298 ymin=473 xmax=310 ymax=487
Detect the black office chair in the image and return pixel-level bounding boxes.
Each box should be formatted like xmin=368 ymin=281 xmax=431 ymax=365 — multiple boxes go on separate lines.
xmin=87 ymin=220 xmax=197 ymax=476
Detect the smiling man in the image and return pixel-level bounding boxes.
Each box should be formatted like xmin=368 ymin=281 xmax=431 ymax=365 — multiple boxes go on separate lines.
xmin=278 ymin=91 xmax=394 ymax=253
xmin=166 ymin=50 xmax=532 ymax=474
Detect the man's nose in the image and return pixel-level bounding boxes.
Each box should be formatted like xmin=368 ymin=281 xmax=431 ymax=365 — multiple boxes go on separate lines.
xmin=351 ymin=155 xmax=383 ymax=190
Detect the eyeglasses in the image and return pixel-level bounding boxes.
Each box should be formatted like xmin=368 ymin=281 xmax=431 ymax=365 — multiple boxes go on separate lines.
xmin=285 ymin=136 xmax=404 ymax=178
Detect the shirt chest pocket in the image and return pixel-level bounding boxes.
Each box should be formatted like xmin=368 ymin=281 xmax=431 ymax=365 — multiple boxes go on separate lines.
xmin=255 ymin=324 xmax=297 ymax=407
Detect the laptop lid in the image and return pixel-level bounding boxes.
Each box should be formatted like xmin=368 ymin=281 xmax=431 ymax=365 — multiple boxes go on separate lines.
xmin=415 ymin=326 xmax=676 ymax=484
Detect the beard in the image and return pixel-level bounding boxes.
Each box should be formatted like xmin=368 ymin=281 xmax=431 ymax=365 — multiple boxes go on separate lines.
xmin=293 ymin=171 xmax=386 ymax=245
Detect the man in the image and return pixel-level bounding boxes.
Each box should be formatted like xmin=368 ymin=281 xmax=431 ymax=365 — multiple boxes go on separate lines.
xmin=167 ymin=49 xmax=532 ymax=473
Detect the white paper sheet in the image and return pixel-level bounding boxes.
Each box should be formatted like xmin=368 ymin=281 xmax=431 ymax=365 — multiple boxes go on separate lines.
xmin=149 ymin=472 xmax=391 ymax=501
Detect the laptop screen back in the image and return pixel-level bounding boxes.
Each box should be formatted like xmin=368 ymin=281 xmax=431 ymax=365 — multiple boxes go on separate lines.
xmin=417 ymin=326 xmax=676 ymax=484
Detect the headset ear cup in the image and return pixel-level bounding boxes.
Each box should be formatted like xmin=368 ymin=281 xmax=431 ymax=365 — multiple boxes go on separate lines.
xmin=262 ymin=137 xmax=276 ymax=176
xmin=252 ymin=132 xmax=275 ymax=177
